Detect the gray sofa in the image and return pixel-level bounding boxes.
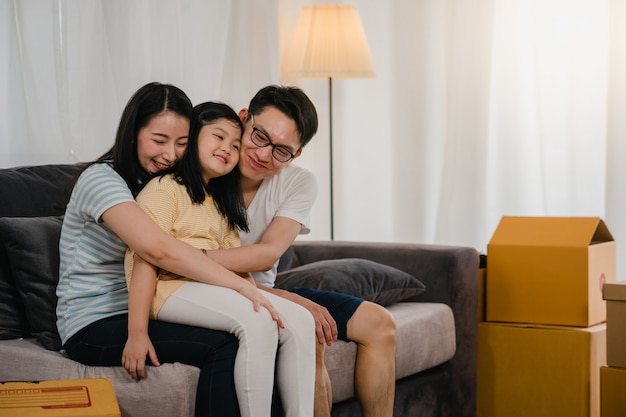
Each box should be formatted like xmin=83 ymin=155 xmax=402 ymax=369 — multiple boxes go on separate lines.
xmin=0 ymin=163 xmax=478 ymax=417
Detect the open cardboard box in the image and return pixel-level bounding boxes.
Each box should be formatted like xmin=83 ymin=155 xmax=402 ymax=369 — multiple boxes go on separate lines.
xmin=487 ymin=216 xmax=615 ymax=327
xmin=0 ymin=378 xmax=120 ymax=417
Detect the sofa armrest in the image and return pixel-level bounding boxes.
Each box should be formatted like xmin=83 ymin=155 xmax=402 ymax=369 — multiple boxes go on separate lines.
xmin=290 ymin=240 xmax=478 ymax=417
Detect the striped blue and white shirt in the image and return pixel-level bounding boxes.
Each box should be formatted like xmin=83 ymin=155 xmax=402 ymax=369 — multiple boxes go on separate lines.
xmin=56 ymin=163 xmax=135 ymax=344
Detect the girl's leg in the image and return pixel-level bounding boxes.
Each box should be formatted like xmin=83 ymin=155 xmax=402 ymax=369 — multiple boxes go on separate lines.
xmin=262 ymin=292 xmax=316 ymax=417
xmin=158 ymin=282 xmax=279 ymax=417
xmin=63 ymin=314 xmax=241 ymax=417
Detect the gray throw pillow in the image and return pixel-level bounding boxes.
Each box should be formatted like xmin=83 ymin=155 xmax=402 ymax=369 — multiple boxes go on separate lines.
xmin=0 ymin=216 xmax=63 ymax=350
xmin=0 ymin=247 xmax=30 ymax=339
xmin=275 ymin=258 xmax=426 ymax=306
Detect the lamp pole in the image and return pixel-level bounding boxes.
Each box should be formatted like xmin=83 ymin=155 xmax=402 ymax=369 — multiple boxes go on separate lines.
xmin=329 ymin=76 xmax=334 ymax=240
xmin=283 ymin=4 xmax=375 ymax=241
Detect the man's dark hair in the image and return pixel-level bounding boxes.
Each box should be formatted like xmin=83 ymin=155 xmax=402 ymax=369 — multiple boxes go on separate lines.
xmin=248 ymin=85 xmax=318 ymax=148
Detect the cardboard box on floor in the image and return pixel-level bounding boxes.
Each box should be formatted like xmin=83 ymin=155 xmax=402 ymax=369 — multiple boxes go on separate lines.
xmin=602 ymin=281 xmax=626 ymax=368
xmin=477 ymin=322 xmax=606 ymax=417
xmin=487 ymin=216 xmax=615 ymax=327
xmin=0 ymin=378 xmax=120 ymax=417
xmin=600 ymin=366 xmax=626 ymax=417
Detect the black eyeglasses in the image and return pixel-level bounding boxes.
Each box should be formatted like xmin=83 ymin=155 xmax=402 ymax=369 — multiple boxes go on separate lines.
xmin=249 ymin=115 xmax=298 ymax=163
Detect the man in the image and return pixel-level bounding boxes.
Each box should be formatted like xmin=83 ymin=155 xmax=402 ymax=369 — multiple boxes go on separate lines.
xmin=210 ymin=85 xmax=397 ymax=417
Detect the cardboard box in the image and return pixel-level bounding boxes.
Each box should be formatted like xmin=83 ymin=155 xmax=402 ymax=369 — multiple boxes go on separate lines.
xmin=487 ymin=216 xmax=615 ymax=327
xmin=477 ymin=322 xmax=606 ymax=417
xmin=600 ymin=366 xmax=626 ymax=417
xmin=0 ymin=378 xmax=120 ymax=417
xmin=602 ymin=281 xmax=626 ymax=368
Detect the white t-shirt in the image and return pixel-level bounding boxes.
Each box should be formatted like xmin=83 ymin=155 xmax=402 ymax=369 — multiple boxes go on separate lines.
xmin=239 ymin=164 xmax=317 ymax=287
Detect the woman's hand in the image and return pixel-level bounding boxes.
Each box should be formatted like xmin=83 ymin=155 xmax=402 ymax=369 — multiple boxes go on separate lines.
xmin=121 ymin=333 xmax=160 ymax=381
xmin=238 ymin=281 xmax=285 ymax=332
xmin=155 ymin=268 xmax=181 ymax=281
xmin=236 ymin=271 xmax=256 ymax=286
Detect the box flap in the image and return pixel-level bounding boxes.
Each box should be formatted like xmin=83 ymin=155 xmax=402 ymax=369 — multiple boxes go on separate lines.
xmin=603 ymin=281 xmax=626 ymax=301
xmin=488 ymin=216 xmax=613 ymax=247
xmin=592 ymin=218 xmax=614 ymax=243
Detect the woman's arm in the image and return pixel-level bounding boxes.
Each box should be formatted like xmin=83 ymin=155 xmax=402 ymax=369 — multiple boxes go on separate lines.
xmin=101 ymin=201 xmax=281 ymax=324
xmin=122 ymin=254 xmax=160 ymax=380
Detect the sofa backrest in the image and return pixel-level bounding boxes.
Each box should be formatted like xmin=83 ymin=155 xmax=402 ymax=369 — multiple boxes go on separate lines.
xmin=0 ymin=163 xmax=83 ymax=345
xmin=0 ymin=164 xmax=83 ymax=218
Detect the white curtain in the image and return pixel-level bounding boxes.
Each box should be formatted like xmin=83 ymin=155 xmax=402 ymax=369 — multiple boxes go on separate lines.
xmin=305 ymin=0 xmax=626 ymax=276
xmin=3 ymin=0 xmax=626 ymax=278
xmin=1 ymin=0 xmax=279 ymax=167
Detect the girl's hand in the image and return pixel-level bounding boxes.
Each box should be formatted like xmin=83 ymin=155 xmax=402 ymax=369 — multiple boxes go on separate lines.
xmin=122 ymin=334 xmax=160 ymax=381
xmin=238 ymin=281 xmax=285 ymax=332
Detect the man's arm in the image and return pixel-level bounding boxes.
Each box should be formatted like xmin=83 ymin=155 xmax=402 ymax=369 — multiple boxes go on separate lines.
xmin=207 ymin=216 xmax=300 ymax=273
xmin=258 ymin=284 xmax=338 ymax=346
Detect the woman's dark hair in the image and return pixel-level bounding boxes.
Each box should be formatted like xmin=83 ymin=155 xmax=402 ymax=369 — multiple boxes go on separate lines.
xmin=171 ymin=101 xmax=248 ymax=232
xmin=248 ymin=85 xmax=318 ymax=148
xmin=66 ymin=82 xmax=193 ymax=200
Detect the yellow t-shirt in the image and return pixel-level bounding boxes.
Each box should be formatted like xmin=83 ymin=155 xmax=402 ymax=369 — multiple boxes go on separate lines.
xmin=124 ymin=174 xmax=240 ymax=318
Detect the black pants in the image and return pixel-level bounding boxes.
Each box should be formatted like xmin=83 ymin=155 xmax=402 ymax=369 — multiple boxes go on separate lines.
xmin=63 ymin=314 xmax=240 ymax=417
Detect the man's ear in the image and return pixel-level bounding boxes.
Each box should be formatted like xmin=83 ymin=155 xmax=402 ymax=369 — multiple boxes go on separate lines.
xmin=288 ymin=148 xmax=303 ymax=164
xmin=238 ymin=108 xmax=249 ymax=123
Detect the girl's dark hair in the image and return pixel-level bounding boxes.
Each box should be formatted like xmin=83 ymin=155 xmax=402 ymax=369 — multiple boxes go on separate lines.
xmin=248 ymin=85 xmax=318 ymax=148
xmin=65 ymin=82 xmax=193 ymax=201
xmin=170 ymin=101 xmax=248 ymax=232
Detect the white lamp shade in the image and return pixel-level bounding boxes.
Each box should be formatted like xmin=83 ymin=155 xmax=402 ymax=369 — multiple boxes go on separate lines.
xmin=284 ymin=4 xmax=375 ymax=79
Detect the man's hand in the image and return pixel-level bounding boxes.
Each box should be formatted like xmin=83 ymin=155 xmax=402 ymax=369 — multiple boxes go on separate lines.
xmin=285 ymin=291 xmax=338 ymax=346
xmin=121 ymin=333 xmax=160 ymax=381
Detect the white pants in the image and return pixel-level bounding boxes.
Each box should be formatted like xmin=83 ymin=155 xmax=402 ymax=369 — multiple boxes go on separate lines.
xmin=158 ymin=282 xmax=315 ymax=417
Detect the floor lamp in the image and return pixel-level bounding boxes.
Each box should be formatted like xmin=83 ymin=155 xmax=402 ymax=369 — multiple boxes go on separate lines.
xmin=283 ymin=4 xmax=375 ymax=240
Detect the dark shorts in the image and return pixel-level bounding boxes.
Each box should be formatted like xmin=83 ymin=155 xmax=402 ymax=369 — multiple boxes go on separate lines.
xmin=285 ymin=287 xmax=364 ymax=342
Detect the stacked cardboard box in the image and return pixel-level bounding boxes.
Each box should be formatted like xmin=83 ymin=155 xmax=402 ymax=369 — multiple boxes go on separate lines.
xmin=600 ymin=281 xmax=626 ymax=417
xmin=477 ymin=217 xmax=615 ymax=417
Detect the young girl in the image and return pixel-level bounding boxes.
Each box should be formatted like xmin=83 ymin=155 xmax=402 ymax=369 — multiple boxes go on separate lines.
xmin=56 ymin=82 xmax=274 ymax=417
xmin=124 ymin=102 xmax=315 ymax=417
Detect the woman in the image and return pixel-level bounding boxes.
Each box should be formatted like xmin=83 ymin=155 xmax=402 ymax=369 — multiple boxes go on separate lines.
xmin=124 ymin=101 xmax=315 ymax=417
xmin=56 ymin=82 xmax=276 ymax=417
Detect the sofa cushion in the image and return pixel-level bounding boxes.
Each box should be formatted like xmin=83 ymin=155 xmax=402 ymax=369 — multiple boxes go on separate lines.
xmin=0 ymin=338 xmax=199 ymax=417
xmin=275 ymin=258 xmax=426 ymax=306
xmin=0 ymin=216 xmax=63 ymax=350
xmin=325 ymin=302 xmax=456 ymax=402
xmin=0 ymin=245 xmax=30 ymax=339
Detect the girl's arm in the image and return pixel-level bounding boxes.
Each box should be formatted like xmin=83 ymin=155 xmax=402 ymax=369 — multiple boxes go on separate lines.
xmin=122 ymin=254 xmax=160 ymax=380
xmin=101 ymin=201 xmax=281 ymax=326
